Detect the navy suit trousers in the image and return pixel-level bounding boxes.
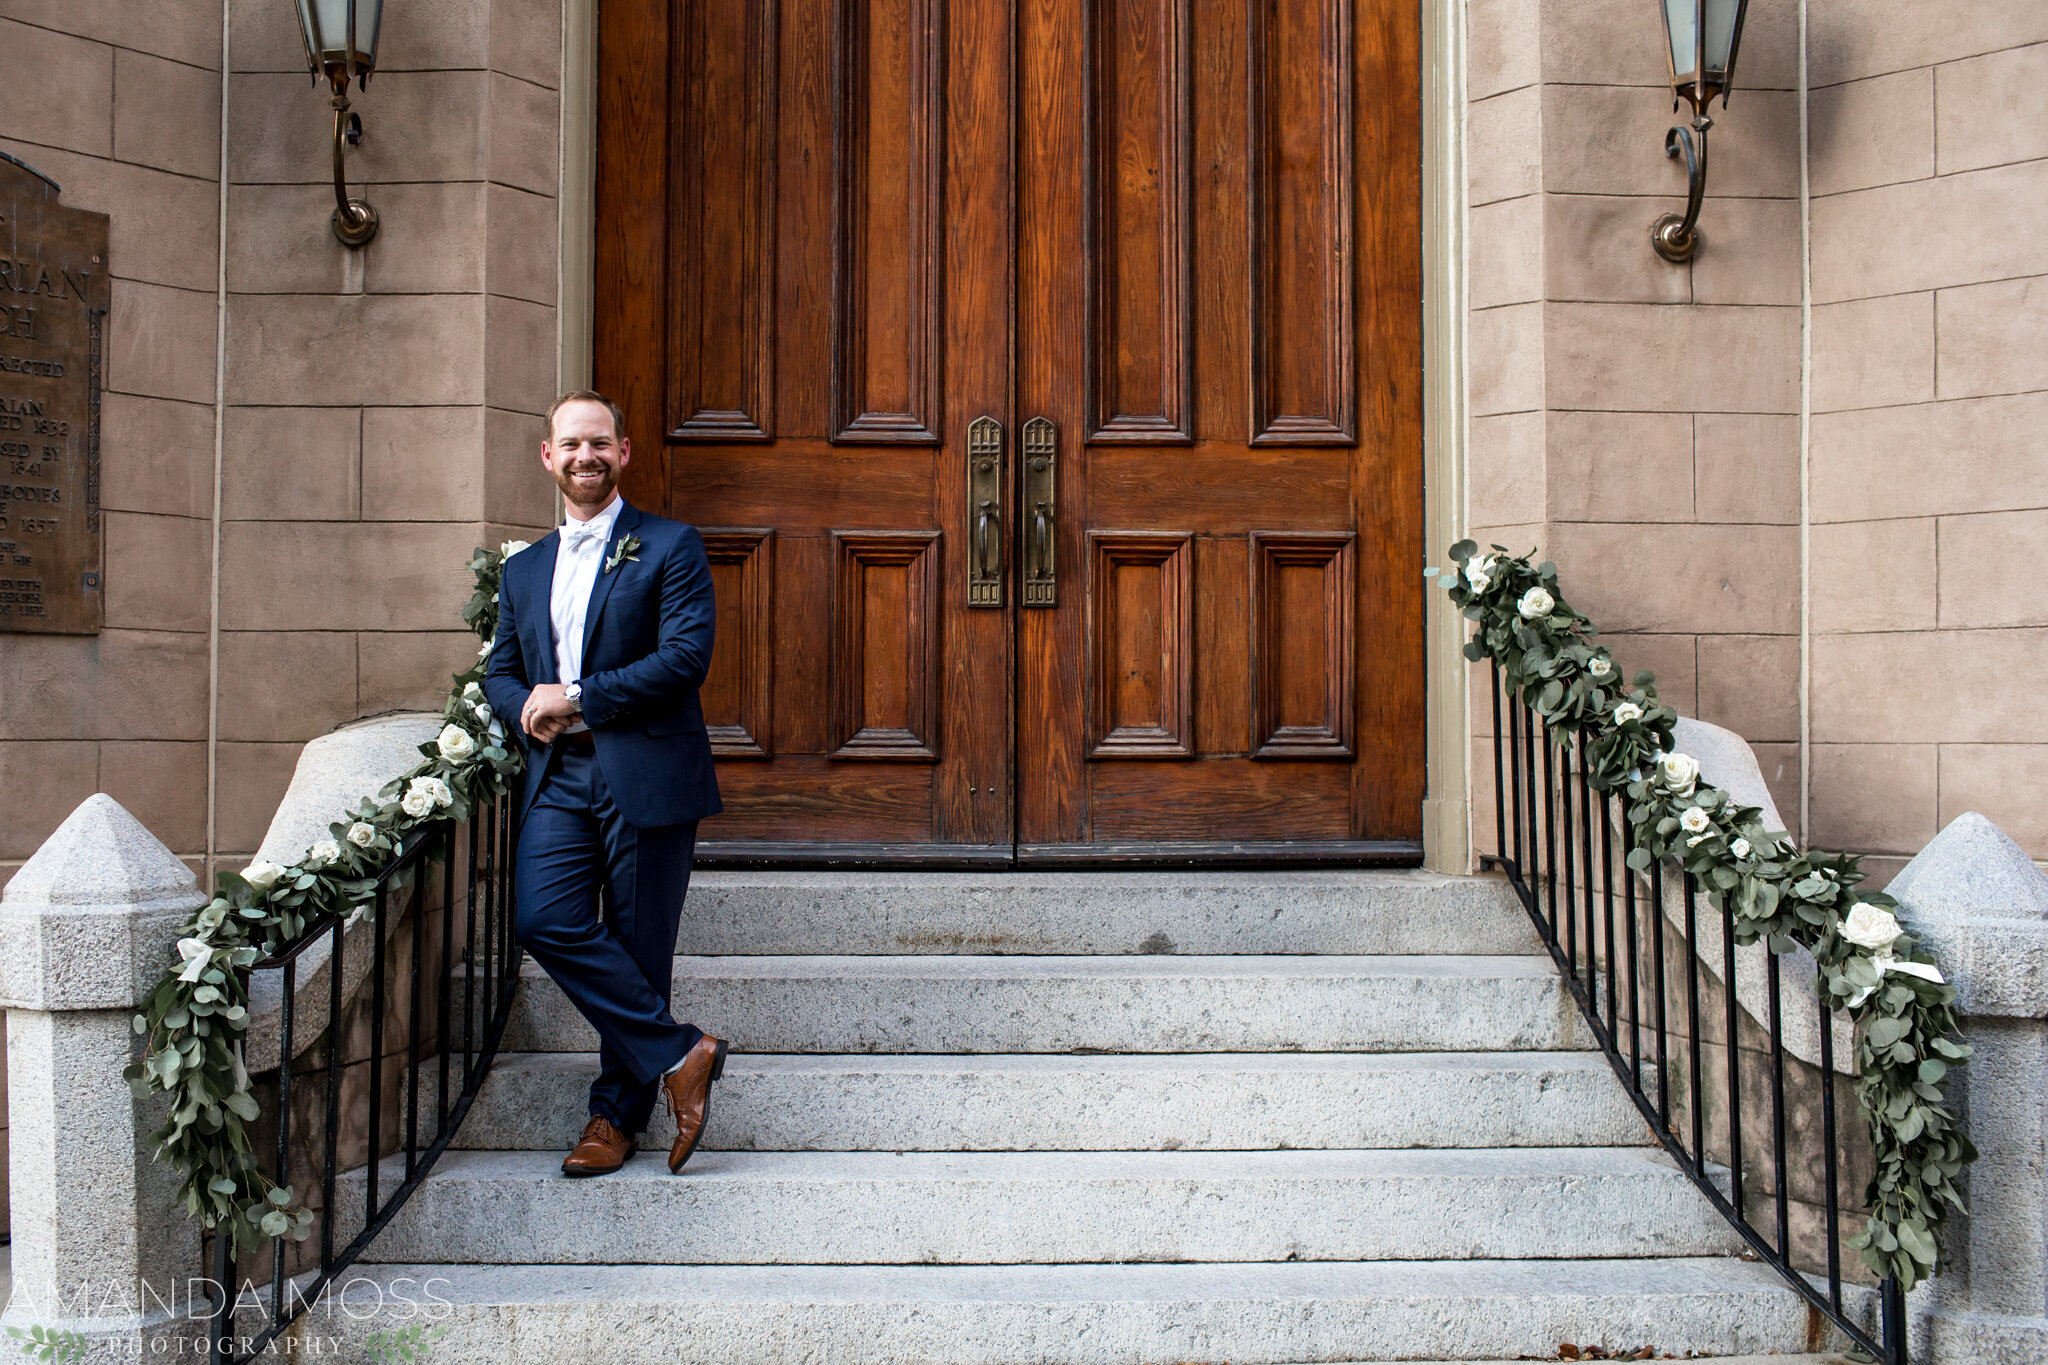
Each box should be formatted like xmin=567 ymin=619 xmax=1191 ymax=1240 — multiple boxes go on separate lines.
xmin=515 ymin=745 xmax=703 ymax=1135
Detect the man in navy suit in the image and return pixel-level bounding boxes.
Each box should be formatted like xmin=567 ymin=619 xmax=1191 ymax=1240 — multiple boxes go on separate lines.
xmin=484 ymin=390 xmax=727 ymax=1178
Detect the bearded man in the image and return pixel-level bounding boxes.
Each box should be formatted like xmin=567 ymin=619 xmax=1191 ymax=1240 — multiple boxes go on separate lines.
xmin=483 ymin=390 xmax=727 ymax=1177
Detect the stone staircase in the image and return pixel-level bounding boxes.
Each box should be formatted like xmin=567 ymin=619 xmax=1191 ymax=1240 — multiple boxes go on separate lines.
xmin=335 ymin=871 xmax=1822 ymax=1363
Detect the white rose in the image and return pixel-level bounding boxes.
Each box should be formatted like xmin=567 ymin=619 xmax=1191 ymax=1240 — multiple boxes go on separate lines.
xmin=400 ymin=788 xmax=435 ymax=819
xmin=1517 ymin=586 xmax=1555 ymax=619
xmin=410 ymin=776 xmax=454 ymax=810
xmin=1612 ymin=701 xmax=1644 ymax=725
xmin=1730 ymin=837 xmax=1752 ymax=859
xmin=462 ymin=682 xmax=484 ymax=703
xmin=474 ymin=702 xmax=492 ymax=723
xmin=1587 ymin=655 xmax=1612 ymax=678
xmin=438 ymin=724 xmax=478 ymax=763
xmin=347 ymin=821 xmax=378 ymax=849
xmin=1687 ymin=834 xmax=1707 ymax=847
xmin=307 ymin=839 xmax=343 ymax=868
xmin=500 ymin=539 xmax=531 ymax=559
xmin=477 ymin=639 xmax=492 ymax=659
xmin=1679 ymin=806 xmax=1710 ymax=834
xmin=1464 ymin=554 xmax=1497 ymax=592
xmin=1840 ymin=901 xmax=1903 ymax=951
xmin=1657 ymin=750 xmax=1700 ymax=796
xmin=241 ymin=860 xmax=285 ymax=893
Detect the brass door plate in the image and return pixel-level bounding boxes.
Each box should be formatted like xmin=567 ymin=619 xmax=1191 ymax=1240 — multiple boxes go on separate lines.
xmin=967 ymin=415 xmax=1003 ymax=607
xmin=1022 ymin=416 xmax=1056 ymax=607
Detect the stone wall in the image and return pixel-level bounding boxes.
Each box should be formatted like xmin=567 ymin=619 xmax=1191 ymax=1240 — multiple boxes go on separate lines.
xmin=0 ymin=1 xmax=559 ymax=881
xmin=1463 ymin=0 xmax=1807 ymax=848
xmin=1464 ymin=0 xmax=2048 ymax=873
xmin=217 ymin=0 xmax=560 ymax=862
xmin=0 ymin=2 xmax=224 ymax=877
xmin=1804 ymin=4 xmax=2048 ymax=880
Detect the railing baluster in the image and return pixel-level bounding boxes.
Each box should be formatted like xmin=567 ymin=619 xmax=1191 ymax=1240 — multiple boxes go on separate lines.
xmin=1683 ymin=873 xmax=1706 ymax=1176
xmin=439 ymin=823 xmax=455 ymax=1135
xmin=210 ymin=1225 xmax=232 ymax=1365
xmin=1766 ymin=950 xmax=1791 ymax=1258
xmin=1507 ymin=683 xmax=1525 ymax=875
xmin=367 ymin=883 xmax=386 ymax=1222
xmin=1489 ymin=661 xmax=1508 ymax=865
xmin=271 ymin=957 xmax=295 ymax=1326
xmin=321 ymin=918 xmax=343 ymax=1272
xmin=406 ymin=851 xmax=425 ymax=1182
xmin=1558 ymin=732 xmax=1577 ymax=983
xmin=464 ymin=815 xmax=479 ymax=1081
xmin=1622 ymin=812 xmax=1642 ymax=1089
xmin=1652 ymin=860 xmax=1670 ymax=1126
xmin=1598 ymin=778 xmax=1617 ymax=1037
xmin=1721 ymin=896 xmax=1744 ymax=1222
xmin=1820 ymin=992 xmax=1844 ymax=1316
xmin=1576 ymin=735 xmax=1598 ymax=1027
xmin=1541 ymin=720 xmax=1559 ymax=942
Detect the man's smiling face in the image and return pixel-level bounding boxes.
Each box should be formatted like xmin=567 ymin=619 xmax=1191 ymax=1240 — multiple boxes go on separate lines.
xmin=542 ymin=398 xmax=632 ymax=512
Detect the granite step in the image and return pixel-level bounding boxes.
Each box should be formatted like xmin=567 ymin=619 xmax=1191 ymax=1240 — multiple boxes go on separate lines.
xmin=444 ymin=1049 xmax=1652 ymax=1152
xmin=345 ymin=1147 xmax=1740 ymax=1266
xmin=672 ymin=869 xmax=1534 ymax=955
xmin=295 ymin=1258 xmax=1832 ymax=1363
xmin=493 ymin=954 xmax=1591 ymax=1055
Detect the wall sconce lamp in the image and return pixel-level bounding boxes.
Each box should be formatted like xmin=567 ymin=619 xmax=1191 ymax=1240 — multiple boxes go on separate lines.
xmin=294 ymin=0 xmax=384 ymax=247
xmin=1652 ymin=0 xmax=1749 ymax=262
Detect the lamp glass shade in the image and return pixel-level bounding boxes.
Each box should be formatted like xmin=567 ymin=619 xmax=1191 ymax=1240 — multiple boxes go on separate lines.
xmin=1660 ymin=0 xmax=1747 ymax=110
xmin=296 ymin=0 xmax=383 ymax=89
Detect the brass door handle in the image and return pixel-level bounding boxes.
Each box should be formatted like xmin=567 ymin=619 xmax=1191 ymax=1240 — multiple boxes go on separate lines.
xmin=1022 ymin=416 xmax=1056 ymax=607
xmin=967 ymin=416 xmax=1002 ymax=607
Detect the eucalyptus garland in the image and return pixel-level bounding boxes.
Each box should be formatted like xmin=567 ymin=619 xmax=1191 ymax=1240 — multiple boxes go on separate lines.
xmin=1431 ymin=540 xmax=1975 ymax=1290
xmin=126 ymin=542 xmax=526 ymax=1252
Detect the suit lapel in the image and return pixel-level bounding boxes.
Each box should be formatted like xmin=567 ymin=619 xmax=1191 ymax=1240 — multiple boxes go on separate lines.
xmin=581 ymin=501 xmax=641 ymax=657
xmin=523 ymin=533 xmax=561 ymax=685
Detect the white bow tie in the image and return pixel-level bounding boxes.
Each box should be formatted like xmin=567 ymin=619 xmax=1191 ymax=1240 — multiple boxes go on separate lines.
xmin=563 ymin=520 xmax=606 ymax=549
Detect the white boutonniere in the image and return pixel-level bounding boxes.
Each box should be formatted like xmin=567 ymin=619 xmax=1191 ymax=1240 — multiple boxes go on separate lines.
xmin=604 ymin=533 xmax=642 ymax=575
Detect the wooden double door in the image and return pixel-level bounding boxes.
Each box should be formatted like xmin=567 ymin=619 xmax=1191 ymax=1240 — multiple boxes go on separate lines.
xmin=595 ymin=0 xmax=1422 ymax=864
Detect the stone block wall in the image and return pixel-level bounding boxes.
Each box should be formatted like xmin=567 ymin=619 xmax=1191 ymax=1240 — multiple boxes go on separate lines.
xmin=0 ymin=2 xmax=223 ymax=876
xmin=1804 ymin=3 xmax=2048 ymax=880
xmin=1464 ymin=0 xmax=1808 ymax=845
xmin=0 ymin=1 xmax=560 ymax=881
xmin=1465 ymin=0 xmax=2048 ymax=874
xmin=216 ymin=0 xmax=560 ymax=862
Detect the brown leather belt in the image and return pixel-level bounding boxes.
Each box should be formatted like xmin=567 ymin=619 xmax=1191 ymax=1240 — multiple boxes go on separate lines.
xmin=556 ymin=730 xmax=596 ymax=754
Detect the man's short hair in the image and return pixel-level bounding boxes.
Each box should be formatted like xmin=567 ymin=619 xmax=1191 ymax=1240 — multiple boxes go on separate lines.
xmin=544 ymin=390 xmax=627 ymax=442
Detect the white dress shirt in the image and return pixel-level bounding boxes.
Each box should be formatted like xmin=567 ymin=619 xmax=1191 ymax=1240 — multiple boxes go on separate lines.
xmin=549 ymin=494 xmax=624 ymax=733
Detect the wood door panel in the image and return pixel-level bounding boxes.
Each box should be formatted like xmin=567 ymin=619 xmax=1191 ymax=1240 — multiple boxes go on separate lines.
xmin=701 ymin=528 xmax=774 ymax=757
xmin=831 ymin=530 xmax=941 ymax=760
xmin=831 ymin=0 xmax=945 ymax=443
xmin=713 ymin=757 xmax=935 ymax=840
xmin=667 ymin=0 xmax=777 ymax=442
xmin=669 ymin=448 xmax=937 ymax=530
xmin=1086 ymin=444 xmax=1351 ymax=529
xmin=1250 ymin=531 xmax=1355 ymax=759
xmin=1191 ymin=535 xmax=1251 ymax=757
xmin=1090 ymin=759 xmax=1352 ymax=840
xmin=1085 ymin=530 xmax=1193 ymax=759
xmin=1248 ymin=0 xmax=1354 ymax=446
xmin=1088 ymin=0 xmax=1192 ymax=444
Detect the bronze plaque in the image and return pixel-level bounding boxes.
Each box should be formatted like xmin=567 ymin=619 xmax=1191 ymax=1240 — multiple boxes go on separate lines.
xmin=0 ymin=151 xmax=108 ymax=634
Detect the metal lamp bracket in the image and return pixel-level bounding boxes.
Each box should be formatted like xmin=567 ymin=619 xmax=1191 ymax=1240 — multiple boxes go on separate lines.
xmin=1651 ymin=115 xmax=1711 ymax=263
xmin=329 ymin=92 xmax=378 ymax=247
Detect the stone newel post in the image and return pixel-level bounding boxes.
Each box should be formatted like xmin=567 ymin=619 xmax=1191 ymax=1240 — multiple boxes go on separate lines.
xmin=0 ymin=795 xmax=205 ymax=1359
xmin=1889 ymin=813 xmax=2048 ymax=1365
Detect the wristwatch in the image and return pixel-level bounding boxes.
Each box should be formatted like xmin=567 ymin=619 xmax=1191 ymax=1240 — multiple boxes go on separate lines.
xmin=564 ymin=681 xmax=584 ymax=712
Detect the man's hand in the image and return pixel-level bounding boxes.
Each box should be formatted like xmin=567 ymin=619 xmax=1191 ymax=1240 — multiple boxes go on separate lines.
xmin=521 ymin=683 xmax=581 ymax=744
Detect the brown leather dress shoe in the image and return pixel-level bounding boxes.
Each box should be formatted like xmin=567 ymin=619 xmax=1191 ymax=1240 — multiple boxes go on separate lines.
xmin=561 ymin=1115 xmax=635 ymax=1177
xmin=661 ymin=1034 xmax=729 ymax=1172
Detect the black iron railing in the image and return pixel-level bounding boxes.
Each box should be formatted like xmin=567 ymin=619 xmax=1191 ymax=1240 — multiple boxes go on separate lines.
xmin=1482 ymin=662 xmax=1903 ymax=1365
xmin=205 ymin=793 xmax=522 ymax=1364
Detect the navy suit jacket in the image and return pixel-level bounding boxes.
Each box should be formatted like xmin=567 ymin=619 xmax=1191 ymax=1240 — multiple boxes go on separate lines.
xmin=483 ymin=501 xmax=723 ymax=829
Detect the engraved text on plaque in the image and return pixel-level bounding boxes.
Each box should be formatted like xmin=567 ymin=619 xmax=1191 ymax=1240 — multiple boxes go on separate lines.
xmin=0 ymin=151 xmax=109 ymax=634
